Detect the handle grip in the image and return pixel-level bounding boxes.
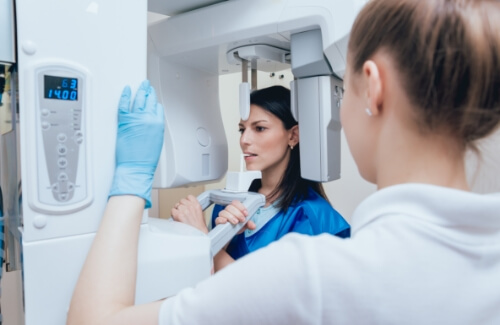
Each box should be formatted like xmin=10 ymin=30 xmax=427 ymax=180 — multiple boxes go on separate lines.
xmin=197 ymin=189 xmax=265 ymax=257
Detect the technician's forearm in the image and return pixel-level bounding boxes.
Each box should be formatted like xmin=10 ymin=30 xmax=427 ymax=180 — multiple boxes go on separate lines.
xmin=67 ymin=196 xmax=146 ymax=325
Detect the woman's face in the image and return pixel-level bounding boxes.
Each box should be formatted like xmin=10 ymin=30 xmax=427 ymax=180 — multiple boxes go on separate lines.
xmin=239 ymin=104 xmax=293 ymax=174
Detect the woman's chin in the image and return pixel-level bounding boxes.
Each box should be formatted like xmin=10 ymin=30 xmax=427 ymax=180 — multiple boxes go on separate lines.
xmin=245 ymin=164 xmax=260 ymax=171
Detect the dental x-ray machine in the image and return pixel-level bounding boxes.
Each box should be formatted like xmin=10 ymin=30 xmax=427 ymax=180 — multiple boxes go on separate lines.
xmin=0 ymin=0 xmax=365 ymax=324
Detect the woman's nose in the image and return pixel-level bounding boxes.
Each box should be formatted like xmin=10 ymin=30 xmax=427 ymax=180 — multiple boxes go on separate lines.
xmin=240 ymin=129 xmax=251 ymax=145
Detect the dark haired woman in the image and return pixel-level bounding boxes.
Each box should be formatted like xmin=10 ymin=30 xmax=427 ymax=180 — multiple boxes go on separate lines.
xmin=205 ymin=85 xmax=350 ymax=271
xmin=171 ymin=86 xmax=349 ymax=271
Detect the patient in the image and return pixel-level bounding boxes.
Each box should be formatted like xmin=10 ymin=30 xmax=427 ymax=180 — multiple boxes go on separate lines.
xmin=171 ymin=85 xmax=350 ymax=271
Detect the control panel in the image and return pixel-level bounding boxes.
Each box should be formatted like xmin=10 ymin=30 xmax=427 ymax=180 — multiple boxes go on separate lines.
xmin=34 ymin=66 xmax=88 ymax=209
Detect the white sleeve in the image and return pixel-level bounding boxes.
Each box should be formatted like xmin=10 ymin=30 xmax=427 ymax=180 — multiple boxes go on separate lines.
xmin=158 ymin=233 xmax=325 ymax=325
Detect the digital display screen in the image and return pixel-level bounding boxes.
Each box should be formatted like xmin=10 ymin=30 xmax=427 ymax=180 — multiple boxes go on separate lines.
xmin=44 ymin=75 xmax=78 ymax=101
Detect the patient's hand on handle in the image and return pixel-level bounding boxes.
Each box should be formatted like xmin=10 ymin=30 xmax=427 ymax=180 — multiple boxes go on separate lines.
xmin=211 ymin=200 xmax=256 ymax=272
xmin=172 ymin=198 xmax=257 ymax=272
xmin=171 ymin=195 xmax=209 ymax=234
xmin=171 ymin=198 xmax=257 ymax=235
xmin=215 ymin=200 xmax=256 ymax=233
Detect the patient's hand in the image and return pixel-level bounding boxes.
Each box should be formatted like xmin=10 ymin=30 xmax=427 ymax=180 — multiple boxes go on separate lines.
xmin=171 ymin=195 xmax=208 ymax=234
xmin=215 ymin=200 xmax=256 ymax=234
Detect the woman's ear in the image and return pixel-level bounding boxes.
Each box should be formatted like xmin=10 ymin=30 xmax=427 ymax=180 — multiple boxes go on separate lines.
xmin=289 ymin=125 xmax=299 ymax=147
xmin=362 ymin=60 xmax=383 ymax=116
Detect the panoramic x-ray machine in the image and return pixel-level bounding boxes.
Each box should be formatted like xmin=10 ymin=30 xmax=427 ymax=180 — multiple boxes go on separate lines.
xmin=0 ymin=0 xmax=365 ymax=324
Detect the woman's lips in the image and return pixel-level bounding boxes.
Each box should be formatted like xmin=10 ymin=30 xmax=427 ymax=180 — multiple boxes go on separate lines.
xmin=243 ymin=153 xmax=257 ymax=160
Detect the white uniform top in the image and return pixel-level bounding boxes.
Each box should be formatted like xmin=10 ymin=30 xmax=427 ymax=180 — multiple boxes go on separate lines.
xmin=159 ymin=184 xmax=500 ymax=325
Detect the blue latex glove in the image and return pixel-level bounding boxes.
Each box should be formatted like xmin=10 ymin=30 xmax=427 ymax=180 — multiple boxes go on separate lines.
xmin=108 ymin=80 xmax=165 ymax=208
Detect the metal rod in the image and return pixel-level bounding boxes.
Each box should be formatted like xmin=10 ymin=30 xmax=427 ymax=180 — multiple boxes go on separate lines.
xmin=251 ymin=60 xmax=257 ymax=90
xmin=242 ymin=59 xmax=248 ymax=83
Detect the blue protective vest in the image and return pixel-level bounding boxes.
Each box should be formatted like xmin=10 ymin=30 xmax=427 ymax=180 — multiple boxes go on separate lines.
xmin=211 ymin=187 xmax=350 ymax=260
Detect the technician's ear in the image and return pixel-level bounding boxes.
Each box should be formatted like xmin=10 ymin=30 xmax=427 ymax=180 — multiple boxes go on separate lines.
xmin=362 ymin=60 xmax=383 ymax=116
xmin=289 ymin=125 xmax=299 ymax=147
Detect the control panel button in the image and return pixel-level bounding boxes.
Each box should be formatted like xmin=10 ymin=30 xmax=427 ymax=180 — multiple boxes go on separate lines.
xmin=57 ymin=157 xmax=68 ymax=168
xmin=41 ymin=121 xmax=50 ymax=130
xmin=57 ymin=144 xmax=67 ymax=155
xmin=57 ymin=133 xmax=67 ymax=142
xmin=41 ymin=108 xmax=50 ymax=117
xmin=58 ymin=172 xmax=68 ymax=181
xmin=74 ymin=131 xmax=84 ymax=144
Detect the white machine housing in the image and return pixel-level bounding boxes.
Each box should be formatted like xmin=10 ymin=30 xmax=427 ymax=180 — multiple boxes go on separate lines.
xmin=149 ymin=0 xmax=364 ymax=185
xmin=8 ymin=1 xmax=212 ymax=324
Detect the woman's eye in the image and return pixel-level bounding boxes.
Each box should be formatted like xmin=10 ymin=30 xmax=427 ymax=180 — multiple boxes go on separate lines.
xmin=256 ymin=126 xmax=266 ymax=132
xmin=238 ymin=128 xmax=244 ymax=134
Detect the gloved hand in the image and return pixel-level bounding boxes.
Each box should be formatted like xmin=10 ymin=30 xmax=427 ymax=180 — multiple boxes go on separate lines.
xmin=108 ymin=80 xmax=165 ymax=208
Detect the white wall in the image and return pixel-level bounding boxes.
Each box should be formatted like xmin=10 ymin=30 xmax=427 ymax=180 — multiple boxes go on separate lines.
xmin=466 ymin=128 xmax=500 ymax=194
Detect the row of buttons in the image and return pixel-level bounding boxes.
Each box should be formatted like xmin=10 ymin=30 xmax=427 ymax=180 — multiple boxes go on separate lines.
xmin=41 ymin=108 xmax=81 ymax=120
xmin=54 ymin=131 xmax=84 ymax=144
xmin=51 ymin=181 xmax=75 ymax=192
xmin=39 ymin=100 xmax=83 ymax=202
xmin=42 ymin=122 xmax=82 ymax=131
xmin=51 ymin=179 xmax=75 ymax=202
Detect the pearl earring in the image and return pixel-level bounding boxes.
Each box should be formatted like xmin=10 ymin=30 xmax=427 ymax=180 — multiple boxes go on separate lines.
xmin=290 ymin=145 xmax=294 ymax=150
xmin=365 ymin=108 xmax=373 ymax=117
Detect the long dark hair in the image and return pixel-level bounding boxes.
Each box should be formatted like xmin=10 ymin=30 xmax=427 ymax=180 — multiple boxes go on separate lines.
xmin=248 ymin=85 xmax=330 ymax=211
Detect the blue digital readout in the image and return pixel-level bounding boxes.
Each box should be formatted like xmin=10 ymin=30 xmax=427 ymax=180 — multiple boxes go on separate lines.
xmin=44 ymin=75 xmax=78 ymax=101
